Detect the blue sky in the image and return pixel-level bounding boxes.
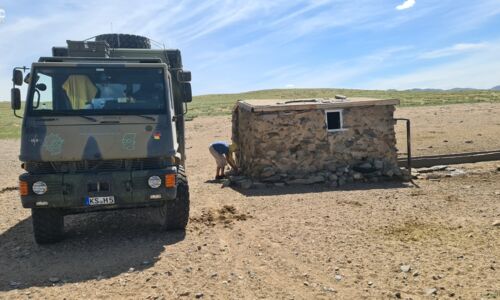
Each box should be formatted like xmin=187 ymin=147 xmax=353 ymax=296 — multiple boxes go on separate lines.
xmin=1 ymin=0 xmax=500 ymax=99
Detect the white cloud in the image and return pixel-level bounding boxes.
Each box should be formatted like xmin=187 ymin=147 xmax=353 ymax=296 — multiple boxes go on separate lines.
xmin=366 ymin=41 xmax=500 ymax=90
xmin=285 ymin=84 xmax=296 ymax=88
xmin=419 ymin=43 xmax=487 ymax=59
xmin=0 ymin=8 xmax=5 ymax=22
xmin=396 ymin=0 xmax=416 ymax=10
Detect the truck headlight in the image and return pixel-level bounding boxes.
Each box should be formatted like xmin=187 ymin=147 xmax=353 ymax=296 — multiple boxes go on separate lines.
xmin=32 ymin=181 xmax=48 ymax=195
xmin=148 ymin=176 xmax=162 ymax=189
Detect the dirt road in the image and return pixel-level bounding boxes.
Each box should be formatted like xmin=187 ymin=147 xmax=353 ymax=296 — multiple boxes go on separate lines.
xmin=0 ymin=103 xmax=499 ymax=299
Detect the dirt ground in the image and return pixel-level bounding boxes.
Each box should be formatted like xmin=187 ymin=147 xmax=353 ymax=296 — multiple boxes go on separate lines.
xmin=394 ymin=103 xmax=500 ymax=156
xmin=0 ymin=103 xmax=499 ymax=299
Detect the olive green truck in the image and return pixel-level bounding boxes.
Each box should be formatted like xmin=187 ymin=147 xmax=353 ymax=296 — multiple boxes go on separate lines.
xmin=10 ymin=34 xmax=192 ymax=244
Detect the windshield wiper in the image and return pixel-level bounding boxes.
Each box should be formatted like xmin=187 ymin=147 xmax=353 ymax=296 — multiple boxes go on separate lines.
xmin=137 ymin=115 xmax=156 ymax=121
xmin=78 ymin=115 xmax=98 ymax=122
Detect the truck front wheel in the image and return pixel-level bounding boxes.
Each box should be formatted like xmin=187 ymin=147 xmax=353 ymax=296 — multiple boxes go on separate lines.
xmin=32 ymin=208 xmax=64 ymax=244
xmin=159 ymin=169 xmax=190 ymax=230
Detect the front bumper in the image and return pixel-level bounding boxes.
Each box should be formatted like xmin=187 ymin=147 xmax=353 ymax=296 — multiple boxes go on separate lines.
xmin=19 ymin=167 xmax=177 ymax=210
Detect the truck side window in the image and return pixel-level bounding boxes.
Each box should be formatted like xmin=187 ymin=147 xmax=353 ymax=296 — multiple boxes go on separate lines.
xmin=32 ymin=73 xmax=54 ymax=111
xmin=168 ymin=75 xmax=174 ymax=110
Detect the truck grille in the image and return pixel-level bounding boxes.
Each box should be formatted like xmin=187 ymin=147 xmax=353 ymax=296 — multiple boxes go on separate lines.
xmin=25 ymin=158 xmax=169 ymax=174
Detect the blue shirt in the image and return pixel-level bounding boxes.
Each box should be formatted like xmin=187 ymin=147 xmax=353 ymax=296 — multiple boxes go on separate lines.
xmin=211 ymin=141 xmax=229 ymax=155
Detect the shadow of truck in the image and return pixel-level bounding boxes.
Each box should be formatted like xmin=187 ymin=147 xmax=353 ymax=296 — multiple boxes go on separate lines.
xmin=0 ymin=208 xmax=185 ymax=291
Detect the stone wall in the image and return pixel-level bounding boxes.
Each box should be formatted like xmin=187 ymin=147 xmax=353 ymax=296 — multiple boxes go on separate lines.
xmin=232 ymin=104 xmax=403 ymax=187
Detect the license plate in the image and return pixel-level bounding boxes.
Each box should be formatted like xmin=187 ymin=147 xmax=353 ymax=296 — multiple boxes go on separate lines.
xmin=85 ymin=196 xmax=115 ymax=206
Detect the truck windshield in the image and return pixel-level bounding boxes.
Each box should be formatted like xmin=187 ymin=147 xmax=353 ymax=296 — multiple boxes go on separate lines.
xmin=28 ymin=66 xmax=168 ymax=116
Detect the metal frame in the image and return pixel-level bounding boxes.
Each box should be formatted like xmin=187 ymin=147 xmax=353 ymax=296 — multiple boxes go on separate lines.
xmin=395 ymin=118 xmax=412 ymax=171
xmin=325 ymin=109 xmax=344 ymax=132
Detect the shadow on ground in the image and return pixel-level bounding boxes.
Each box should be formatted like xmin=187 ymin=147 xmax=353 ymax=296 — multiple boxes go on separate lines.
xmin=0 ymin=208 xmax=185 ymax=291
xmin=229 ymin=181 xmax=413 ymax=197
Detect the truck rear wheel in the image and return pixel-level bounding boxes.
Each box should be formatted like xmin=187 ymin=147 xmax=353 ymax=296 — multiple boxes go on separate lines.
xmin=32 ymin=208 xmax=64 ymax=244
xmin=95 ymin=34 xmax=151 ymax=49
xmin=159 ymin=167 xmax=190 ymax=230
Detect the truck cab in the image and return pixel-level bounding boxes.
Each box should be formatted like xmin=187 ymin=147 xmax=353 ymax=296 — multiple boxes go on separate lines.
xmin=11 ymin=34 xmax=191 ymax=244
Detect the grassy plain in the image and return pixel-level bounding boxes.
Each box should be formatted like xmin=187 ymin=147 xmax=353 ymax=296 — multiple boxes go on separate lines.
xmin=1 ymin=88 xmax=500 ymax=138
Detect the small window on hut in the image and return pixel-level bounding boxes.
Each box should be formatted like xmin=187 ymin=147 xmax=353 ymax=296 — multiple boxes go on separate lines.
xmin=325 ymin=110 xmax=343 ymax=131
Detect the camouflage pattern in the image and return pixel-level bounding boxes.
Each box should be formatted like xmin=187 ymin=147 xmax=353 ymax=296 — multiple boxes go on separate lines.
xmin=20 ymin=114 xmax=176 ymax=161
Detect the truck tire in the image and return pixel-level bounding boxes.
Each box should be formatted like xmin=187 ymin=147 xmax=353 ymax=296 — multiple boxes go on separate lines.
xmin=32 ymin=208 xmax=64 ymax=244
xmin=159 ymin=167 xmax=190 ymax=230
xmin=95 ymin=34 xmax=151 ymax=49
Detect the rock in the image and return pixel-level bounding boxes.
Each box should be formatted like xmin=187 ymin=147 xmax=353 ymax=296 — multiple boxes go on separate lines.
xmin=239 ymin=179 xmax=253 ymax=189
xmin=262 ymin=175 xmax=281 ymax=183
xmin=179 ymin=291 xmax=190 ymax=297
xmin=287 ymin=176 xmax=324 ymax=185
xmin=337 ymin=166 xmax=349 ymax=174
xmin=48 ymin=277 xmax=60 ymax=283
xmin=449 ymin=169 xmax=466 ymax=177
xmin=394 ymin=291 xmax=402 ymax=298
xmin=328 ymin=174 xmax=338 ymax=181
xmin=373 ymin=160 xmax=384 ymax=170
xmin=400 ymin=265 xmax=411 ymax=273
xmin=425 ymin=288 xmax=438 ymax=296
xmin=210 ymin=272 xmax=218 ymax=278
xmin=384 ymin=169 xmax=394 ymax=177
xmin=195 ymin=292 xmax=204 ymax=298
xmin=274 ymin=182 xmax=285 ymax=187
xmin=335 ymin=275 xmax=342 ymax=281
xmin=492 ymin=220 xmax=500 ymax=227
xmin=465 ymin=140 xmax=473 ymax=144
xmin=424 ymin=173 xmax=443 ymax=180
xmin=303 ymin=281 xmax=310 ymax=286
xmin=266 ymin=151 xmax=277 ymax=157
xmin=413 ymin=271 xmax=419 ymax=277
xmin=358 ymin=162 xmax=372 ymax=169
xmin=221 ymin=179 xmax=231 ymax=188
xmin=323 ymin=287 xmax=335 ymax=292
xmin=261 ymin=167 xmax=276 ymax=178
xmin=252 ymin=182 xmax=266 ymax=189
xmin=368 ymin=281 xmax=373 ymax=286
xmin=417 ymin=165 xmax=449 ymax=173
xmin=353 ymin=172 xmax=363 ymax=180
xmin=229 ymin=175 xmax=246 ymax=182
xmin=9 ymin=281 xmax=20 ymax=287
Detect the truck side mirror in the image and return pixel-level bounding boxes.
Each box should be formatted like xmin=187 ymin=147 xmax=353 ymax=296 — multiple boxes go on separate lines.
xmin=177 ymin=70 xmax=191 ymax=82
xmin=11 ymin=88 xmax=21 ymax=110
xmin=13 ymin=69 xmax=23 ymax=86
xmin=182 ymin=82 xmax=192 ymax=103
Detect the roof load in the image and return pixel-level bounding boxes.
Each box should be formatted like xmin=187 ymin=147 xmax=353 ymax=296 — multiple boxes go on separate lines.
xmin=67 ymin=40 xmax=110 ymax=58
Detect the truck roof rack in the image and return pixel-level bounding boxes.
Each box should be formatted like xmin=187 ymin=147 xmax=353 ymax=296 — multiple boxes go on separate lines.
xmin=38 ymin=57 xmax=163 ymax=63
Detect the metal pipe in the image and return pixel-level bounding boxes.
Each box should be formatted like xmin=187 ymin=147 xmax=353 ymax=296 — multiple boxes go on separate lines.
xmin=395 ymin=118 xmax=412 ymax=171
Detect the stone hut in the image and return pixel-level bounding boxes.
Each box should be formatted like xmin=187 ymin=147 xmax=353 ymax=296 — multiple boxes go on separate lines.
xmin=232 ymin=98 xmax=402 ymax=186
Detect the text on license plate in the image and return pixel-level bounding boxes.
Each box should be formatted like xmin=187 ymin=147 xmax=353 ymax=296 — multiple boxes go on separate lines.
xmin=85 ymin=196 xmax=115 ymax=206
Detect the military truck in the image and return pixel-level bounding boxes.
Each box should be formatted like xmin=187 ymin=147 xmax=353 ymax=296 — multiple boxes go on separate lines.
xmin=10 ymin=34 xmax=192 ymax=244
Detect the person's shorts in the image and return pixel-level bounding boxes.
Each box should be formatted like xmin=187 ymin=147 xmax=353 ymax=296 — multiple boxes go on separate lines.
xmin=209 ymin=146 xmax=227 ymax=168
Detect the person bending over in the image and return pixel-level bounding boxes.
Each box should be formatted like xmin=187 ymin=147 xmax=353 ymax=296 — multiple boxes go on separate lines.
xmin=209 ymin=141 xmax=238 ymax=179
